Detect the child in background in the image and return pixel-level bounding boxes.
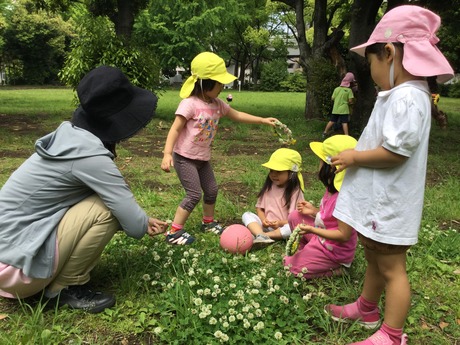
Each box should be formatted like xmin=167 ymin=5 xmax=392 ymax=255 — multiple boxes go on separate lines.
xmin=242 ymin=148 xmax=305 ymax=249
xmin=161 ymin=52 xmax=277 ymax=245
xmin=284 ymin=135 xmax=357 ymax=279
xmin=322 ymin=72 xmax=355 ymax=137
xmin=325 ymin=6 xmax=454 ymax=345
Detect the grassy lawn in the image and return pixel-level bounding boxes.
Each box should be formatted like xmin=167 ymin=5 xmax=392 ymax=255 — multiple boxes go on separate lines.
xmin=0 ymin=87 xmax=459 ymax=344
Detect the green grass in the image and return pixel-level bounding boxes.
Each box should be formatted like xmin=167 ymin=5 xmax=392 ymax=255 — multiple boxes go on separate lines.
xmin=0 ymin=88 xmax=459 ymax=344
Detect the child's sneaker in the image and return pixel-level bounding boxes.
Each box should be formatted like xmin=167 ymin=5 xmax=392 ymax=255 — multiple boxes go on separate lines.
xmin=348 ymin=329 xmax=408 ymax=345
xmin=166 ymin=230 xmax=195 ymax=245
xmin=201 ymin=221 xmax=224 ymax=234
xmin=252 ymin=234 xmax=275 ymax=250
xmin=324 ymin=301 xmax=381 ymax=329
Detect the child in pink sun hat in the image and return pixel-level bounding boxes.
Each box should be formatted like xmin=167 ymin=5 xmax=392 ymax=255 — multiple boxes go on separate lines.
xmin=323 ymin=5 xmax=454 ymax=345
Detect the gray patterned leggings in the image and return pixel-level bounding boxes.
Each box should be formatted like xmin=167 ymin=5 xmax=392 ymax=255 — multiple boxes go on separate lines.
xmin=173 ymin=153 xmax=218 ymax=212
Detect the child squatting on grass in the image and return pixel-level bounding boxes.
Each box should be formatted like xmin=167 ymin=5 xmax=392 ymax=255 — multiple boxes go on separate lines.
xmin=324 ymin=6 xmax=454 ymax=345
xmin=242 ymin=148 xmax=305 ymax=250
xmin=161 ymin=52 xmax=278 ymax=245
xmin=284 ymin=135 xmax=358 ymax=278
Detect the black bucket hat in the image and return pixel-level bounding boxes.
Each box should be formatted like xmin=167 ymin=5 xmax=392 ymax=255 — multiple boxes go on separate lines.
xmin=72 ymin=66 xmax=158 ymax=142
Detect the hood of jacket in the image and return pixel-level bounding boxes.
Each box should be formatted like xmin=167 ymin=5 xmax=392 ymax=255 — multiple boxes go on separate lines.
xmin=35 ymin=121 xmax=114 ymax=160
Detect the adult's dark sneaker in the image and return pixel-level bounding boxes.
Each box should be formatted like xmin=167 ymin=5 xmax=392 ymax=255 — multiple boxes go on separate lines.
xmin=53 ymin=285 xmax=115 ymax=313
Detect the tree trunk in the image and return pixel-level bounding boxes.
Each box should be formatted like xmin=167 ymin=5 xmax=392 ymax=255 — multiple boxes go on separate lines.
xmin=348 ymin=0 xmax=383 ymax=132
xmin=115 ymin=0 xmax=135 ymax=40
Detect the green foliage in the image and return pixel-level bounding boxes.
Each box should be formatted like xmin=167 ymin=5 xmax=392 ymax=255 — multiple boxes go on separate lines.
xmin=2 ymin=0 xmax=74 ymax=84
xmin=59 ymin=14 xmax=160 ymax=91
xmin=306 ymin=57 xmax=338 ymax=117
xmin=259 ymin=59 xmax=289 ymax=91
xmin=447 ymin=82 xmax=460 ymax=98
xmin=280 ymin=72 xmax=306 ymax=92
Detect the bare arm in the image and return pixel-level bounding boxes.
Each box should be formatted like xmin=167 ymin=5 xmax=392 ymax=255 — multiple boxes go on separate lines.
xmin=298 ymin=219 xmax=354 ymax=243
xmin=226 ymin=108 xmax=278 ymax=126
xmin=161 ymin=115 xmax=187 ymax=172
xmin=331 ymin=146 xmax=407 ymax=173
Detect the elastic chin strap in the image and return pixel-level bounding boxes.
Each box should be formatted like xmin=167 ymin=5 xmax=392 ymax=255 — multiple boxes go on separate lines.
xmin=389 ymin=42 xmax=395 ymax=88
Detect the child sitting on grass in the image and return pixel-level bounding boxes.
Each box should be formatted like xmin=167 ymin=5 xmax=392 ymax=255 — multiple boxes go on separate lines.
xmin=242 ymin=148 xmax=305 ymax=249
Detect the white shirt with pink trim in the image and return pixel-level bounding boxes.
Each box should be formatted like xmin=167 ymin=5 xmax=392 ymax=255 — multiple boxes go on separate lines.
xmin=333 ymin=80 xmax=431 ymax=246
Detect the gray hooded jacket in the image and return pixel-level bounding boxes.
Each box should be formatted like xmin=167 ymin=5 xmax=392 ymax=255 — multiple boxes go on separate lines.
xmin=0 ymin=122 xmax=148 ymax=279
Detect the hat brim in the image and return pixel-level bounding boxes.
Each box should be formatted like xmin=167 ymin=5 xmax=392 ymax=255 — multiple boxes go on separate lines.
xmin=309 ymin=141 xmax=346 ymax=192
xmin=72 ymin=86 xmax=157 ymax=142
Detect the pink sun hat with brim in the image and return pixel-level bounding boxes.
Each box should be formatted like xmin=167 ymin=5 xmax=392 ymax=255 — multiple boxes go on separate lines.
xmin=350 ymin=5 xmax=454 ymax=84
xmin=340 ymin=72 xmax=356 ymax=87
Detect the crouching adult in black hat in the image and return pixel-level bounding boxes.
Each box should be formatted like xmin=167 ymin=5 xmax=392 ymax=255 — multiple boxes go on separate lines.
xmin=0 ymin=66 xmax=168 ymax=313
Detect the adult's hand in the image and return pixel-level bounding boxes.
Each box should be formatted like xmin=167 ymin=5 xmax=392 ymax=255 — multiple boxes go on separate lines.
xmin=147 ymin=218 xmax=169 ymax=237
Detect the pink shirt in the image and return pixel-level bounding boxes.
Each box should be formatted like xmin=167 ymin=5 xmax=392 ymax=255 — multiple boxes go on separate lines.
xmin=256 ymin=185 xmax=304 ymax=222
xmin=174 ymin=96 xmax=231 ymax=161
xmin=315 ymin=191 xmax=357 ymax=265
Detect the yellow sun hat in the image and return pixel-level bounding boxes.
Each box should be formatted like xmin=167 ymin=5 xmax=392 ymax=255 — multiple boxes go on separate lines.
xmin=309 ymin=135 xmax=357 ymax=191
xmin=179 ymin=52 xmax=237 ymax=99
xmin=261 ymin=148 xmax=304 ymax=191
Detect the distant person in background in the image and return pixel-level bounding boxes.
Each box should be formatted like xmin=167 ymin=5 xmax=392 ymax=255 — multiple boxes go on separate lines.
xmin=322 ymin=72 xmax=355 ymax=137
xmin=0 ymin=66 xmax=169 ymax=313
xmin=427 ymin=76 xmax=448 ymax=129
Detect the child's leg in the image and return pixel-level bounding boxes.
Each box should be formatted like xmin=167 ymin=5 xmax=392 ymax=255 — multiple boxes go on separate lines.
xmin=323 ymin=121 xmax=335 ymax=135
xmin=373 ymin=251 xmax=410 ymax=329
xmin=242 ymin=212 xmax=265 ymax=236
xmin=342 ymin=122 xmax=349 ymax=135
xmin=198 ymin=161 xmax=223 ymax=234
xmin=172 ymin=154 xmax=203 ymax=230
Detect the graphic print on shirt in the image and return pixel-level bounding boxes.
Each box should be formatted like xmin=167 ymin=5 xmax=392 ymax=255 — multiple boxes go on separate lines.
xmin=193 ymin=109 xmax=220 ymax=144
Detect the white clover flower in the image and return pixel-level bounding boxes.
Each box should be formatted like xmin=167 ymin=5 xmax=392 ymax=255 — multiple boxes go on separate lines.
xmin=280 ymin=296 xmax=289 ymax=304
xmin=197 ymin=289 xmax=204 ymax=296
xmin=209 ymin=317 xmax=217 ymax=325
xmin=180 ymin=258 xmax=187 ymax=264
xmin=183 ymin=251 xmax=190 ymax=257
xmin=283 ymin=265 xmax=290 ymax=271
xmin=190 ymin=308 xmax=197 ymax=314
xmin=141 ymin=273 xmax=150 ymax=281
xmin=252 ymin=280 xmax=262 ymax=288
xmin=167 ymin=250 xmax=174 ymax=256
xmin=229 ymin=315 xmax=236 ymax=322
xmin=247 ymin=312 xmax=254 ymax=319
xmin=303 ymin=293 xmax=312 ymax=301
xmin=150 ymin=280 xmax=158 ymax=286
xmin=213 ymin=276 xmax=221 ymax=283
xmin=257 ymin=321 xmax=264 ymax=329
xmin=188 ymin=268 xmax=195 ymax=276
xmin=213 ymin=284 xmax=220 ymax=290
xmin=296 ymin=272 xmax=303 ymax=278
xmin=154 ymin=255 xmax=161 ymax=261
xmin=153 ymin=327 xmax=163 ymax=335
xmin=166 ymin=283 xmax=173 ymax=289
xmin=211 ymin=292 xmax=217 ymax=298
xmin=214 ymin=330 xmax=223 ymax=338
xmin=221 ymin=334 xmax=229 ymax=342
xmin=206 ymin=269 xmax=213 ymax=275
xmin=243 ymin=320 xmax=251 ymax=329
xmin=188 ymin=280 xmax=196 ymax=287
xmin=155 ymin=272 xmax=161 ymax=278
xmin=228 ymin=300 xmax=237 ymax=307
xmin=250 ymin=289 xmax=259 ymax=295
xmin=229 ymin=283 xmax=236 ymax=289
xmin=242 ymin=306 xmax=250 ymax=313
xmin=301 ymin=267 xmax=308 ymax=274
xmin=251 ymin=301 xmax=260 ymax=308
xmin=204 ymin=288 xmax=211 ymax=295
xmin=193 ymin=298 xmax=203 ymax=306
xmin=255 ymin=309 xmax=262 ymax=317
xmin=171 ymin=277 xmax=178 ymax=284
xmin=189 ymin=248 xmax=196 ymax=254
xmin=274 ymin=332 xmax=282 ymax=340
xmin=228 ymin=308 xmax=236 ymax=315
xmin=222 ymin=257 xmax=228 ymax=264
xmin=317 ymin=291 xmax=326 ymax=298
xmin=223 ymin=321 xmax=229 ymax=328
xmin=199 ymin=312 xmax=207 ymax=319
xmin=236 ymin=313 xmax=243 ymax=320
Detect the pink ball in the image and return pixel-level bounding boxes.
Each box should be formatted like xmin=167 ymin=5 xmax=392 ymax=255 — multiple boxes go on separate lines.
xmin=220 ymin=224 xmax=253 ymax=255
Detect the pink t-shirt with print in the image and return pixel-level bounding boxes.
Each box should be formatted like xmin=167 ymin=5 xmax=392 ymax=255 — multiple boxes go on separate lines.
xmin=256 ymin=184 xmax=304 ymax=221
xmin=174 ymin=96 xmax=231 ymax=161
